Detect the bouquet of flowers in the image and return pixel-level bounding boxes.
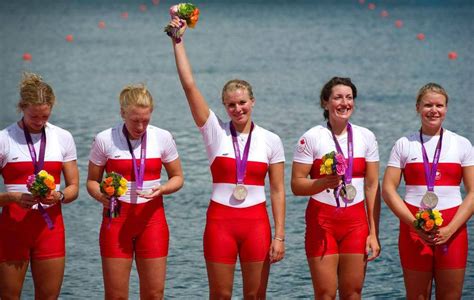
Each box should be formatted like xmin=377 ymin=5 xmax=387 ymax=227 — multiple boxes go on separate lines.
xmin=27 ymin=170 xmax=56 ymax=197
xmin=164 ymin=3 xmax=200 ymax=42
xmin=100 ymin=172 xmax=128 ymax=218
xmin=413 ymin=209 xmax=443 ymax=232
xmin=320 ymin=151 xmax=347 ymax=176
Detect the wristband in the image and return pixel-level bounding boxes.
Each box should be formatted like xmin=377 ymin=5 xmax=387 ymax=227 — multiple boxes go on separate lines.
xmin=273 ymin=236 xmax=285 ymax=242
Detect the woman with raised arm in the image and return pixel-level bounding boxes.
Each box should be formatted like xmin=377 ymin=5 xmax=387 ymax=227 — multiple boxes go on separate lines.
xmin=86 ymin=84 xmax=184 ymax=299
xmin=168 ymin=18 xmax=286 ymax=299
xmin=0 ymin=72 xmax=79 ymax=299
xmin=291 ymin=77 xmax=380 ymax=299
xmin=382 ymin=83 xmax=474 ymax=299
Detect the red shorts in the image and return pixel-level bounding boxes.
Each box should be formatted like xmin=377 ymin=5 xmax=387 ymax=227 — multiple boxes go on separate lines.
xmin=305 ymin=199 xmax=369 ymax=258
xmin=0 ymin=203 xmax=65 ymax=261
xmin=204 ymin=201 xmax=271 ymax=264
xmin=399 ymin=202 xmax=467 ymax=271
xmin=100 ymin=198 xmax=169 ymax=259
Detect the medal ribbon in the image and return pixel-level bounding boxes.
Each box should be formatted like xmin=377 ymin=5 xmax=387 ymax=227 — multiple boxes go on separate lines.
xmin=123 ymin=125 xmax=147 ymax=190
xmin=419 ymin=128 xmax=443 ymax=192
xmin=22 ymin=119 xmax=54 ymax=229
xmin=327 ymin=122 xmax=354 ymax=184
xmin=229 ymin=122 xmax=254 ymax=185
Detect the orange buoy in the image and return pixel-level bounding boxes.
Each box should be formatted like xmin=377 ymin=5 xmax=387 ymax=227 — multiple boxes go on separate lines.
xmin=368 ymin=3 xmax=376 ymax=10
xmin=416 ymin=33 xmax=425 ymax=41
xmin=22 ymin=53 xmax=32 ymax=61
xmin=152 ymin=0 xmax=160 ymax=5
xmin=66 ymin=34 xmax=74 ymax=42
xmin=139 ymin=4 xmax=147 ymax=12
xmin=359 ymin=0 xmax=365 ymax=4
xmin=395 ymin=20 xmax=403 ymax=28
xmin=380 ymin=10 xmax=389 ymax=17
xmin=448 ymin=51 xmax=458 ymax=60
xmin=121 ymin=12 xmax=128 ymax=20
xmin=98 ymin=21 xmax=106 ymax=29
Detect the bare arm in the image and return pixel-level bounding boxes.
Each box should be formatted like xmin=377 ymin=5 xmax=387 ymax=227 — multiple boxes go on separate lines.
xmin=268 ymin=162 xmax=285 ymax=263
xmin=86 ymin=161 xmax=110 ymax=208
xmin=59 ymin=160 xmax=79 ymax=204
xmin=364 ymin=161 xmax=381 ymax=261
xmin=142 ymin=158 xmax=184 ymax=199
xmin=291 ymin=162 xmax=341 ymax=196
xmin=382 ymin=166 xmax=415 ymax=226
xmin=170 ymin=17 xmax=210 ymax=127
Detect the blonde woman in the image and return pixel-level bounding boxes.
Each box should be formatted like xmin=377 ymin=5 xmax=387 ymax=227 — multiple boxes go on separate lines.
xmin=168 ymin=18 xmax=286 ymax=299
xmin=0 ymin=72 xmax=79 ymax=299
xmin=86 ymin=84 xmax=184 ymax=299
xmin=383 ymin=83 xmax=474 ymax=299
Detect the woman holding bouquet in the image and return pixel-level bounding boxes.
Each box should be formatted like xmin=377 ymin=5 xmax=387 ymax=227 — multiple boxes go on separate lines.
xmin=167 ymin=18 xmax=286 ymax=299
xmin=0 ymin=72 xmax=79 ymax=299
xmin=86 ymin=84 xmax=184 ymax=299
xmin=382 ymin=83 xmax=474 ymax=299
xmin=291 ymin=77 xmax=381 ymax=299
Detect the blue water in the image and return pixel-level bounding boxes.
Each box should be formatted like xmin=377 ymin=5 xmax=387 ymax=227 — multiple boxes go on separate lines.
xmin=1 ymin=0 xmax=473 ymax=298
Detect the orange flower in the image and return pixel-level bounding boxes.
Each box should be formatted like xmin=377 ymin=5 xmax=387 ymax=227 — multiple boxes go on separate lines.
xmin=424 ymin=219 xmax=434 ymax=231
xmin=421 ymin=211 xmax=430 ymax=221
xmin=188 ymin=8 xmax=199 ymax=28
xmin=104 ymin=186 xmax=115 ymax=196
xmin=44 ymin=178 xmax=56 ymax=190
xmin=105 ymin=177 xmax=113 ymax=185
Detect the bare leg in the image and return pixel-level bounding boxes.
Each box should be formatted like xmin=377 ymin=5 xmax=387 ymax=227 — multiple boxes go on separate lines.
xmin=206 ymin=261 xmax=235 ymax=300
xmin=102 ymin=257 xmax=133 ymax=300
xmin=241 ymin=260 xmax=270 ymax=299
xmin=307 ymin=255 xmax=338 ymax=300
xmin=0 ymin=260 xmax=29 ymax=300
xmin=135 ymin=257 xmax=167 ymax=300
xmin=338 ymin=254 xmax=366 ymax=300
xmin=31 ymin=257 xmax=65 ymax=300
xmin=403 ymin=268 xmax=433 ymax=300
xmin=434 ymin=268 xmax=465 ymax=300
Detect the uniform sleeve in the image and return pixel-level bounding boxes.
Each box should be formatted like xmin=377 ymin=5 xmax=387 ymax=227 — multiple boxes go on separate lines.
xmin=458 ymin=136 xmax=474 ymax=167
xmin=268 ymin=133 xmax=285 ymax=164
xmin=60 ymin=130 xmax=77 ymax=162
xmin=0 ymin=130 xmax=8 ymax=169
xmin=292 ymin=130 xmax=316 ymax=165
xmin=199 ymin=110 xmax=225 ymax=157
xmin=161 ymin=131 xmax=179 ymax=163
xmin=363 ymin=129 xmax=379 ymax=162
xmin=387 ymin=137 xmax=406 ymax=169
xmin=89 ymin=133 xmax=109 ymax=166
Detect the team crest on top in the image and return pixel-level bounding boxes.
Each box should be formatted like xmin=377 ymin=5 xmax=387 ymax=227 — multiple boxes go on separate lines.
xmin=296 ymin=137 xmax=307 ymax=153
xmin=435 ymin=169 xmax=441 ymax=180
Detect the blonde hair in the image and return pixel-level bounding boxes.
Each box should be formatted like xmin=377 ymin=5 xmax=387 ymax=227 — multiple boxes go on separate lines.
xmin=221 ymin=79 xmax=254 ymax=103
xmin=416 ymin=83 xmax=449 ymax=106
xmin=119 ymin=84 xmax=154 ymax=110
xmin=17 ymin=72 xmax=55 ymax=112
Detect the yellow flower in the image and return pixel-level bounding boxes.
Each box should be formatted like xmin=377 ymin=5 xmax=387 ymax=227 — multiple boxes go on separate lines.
xmin=415 ymin=212 xmax=421 ymax=219
xmin=435 ymin=217 xmax=443 ymax=226
xmin=120 ymin=178 xmax=128 ymax=188
xmin=38 ymin=170 xmax=48 ymax=177
xmin=433 ymin=210 xmax=441 ymax=218
xmin=324 ymin=158 xmax=333 ymax=168
xmin=116 ymin=186 xmax=127 ymax=196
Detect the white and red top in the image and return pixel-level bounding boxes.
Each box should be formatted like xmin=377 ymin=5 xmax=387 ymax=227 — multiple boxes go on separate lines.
xmin=0 ymin=122 xmax=77 ymax=209
xmin=89 ymin=123 xmax=179 ymax=204
xmin=200 ymin=110 xmax=285 ymax=208
xmin=293 ymin=123 xmax=379 ymax=207
xmin=387 ymin=129 xmax=474 ymax=210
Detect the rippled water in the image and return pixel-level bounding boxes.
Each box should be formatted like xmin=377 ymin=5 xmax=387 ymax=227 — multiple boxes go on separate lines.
xmin=1 ymin=0 xmax=473 ymax=298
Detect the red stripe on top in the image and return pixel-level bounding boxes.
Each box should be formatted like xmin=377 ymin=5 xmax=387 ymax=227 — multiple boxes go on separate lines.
xmin=105 ymin=158 xmax=162 ymax=181
xmin=2 ymin=161 xmax=63 ymax=184
xmin=403 ymin=163 xmax=462 ymax=186
xmin=310 ymin=157 xmax=366 ymax=179
xmin=210 ymin=156 xmax=268 ymax=185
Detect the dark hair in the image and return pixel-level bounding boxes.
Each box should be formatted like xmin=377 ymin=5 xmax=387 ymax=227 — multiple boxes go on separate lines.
xmin=320 ymin=77 xmax=357 ymax=120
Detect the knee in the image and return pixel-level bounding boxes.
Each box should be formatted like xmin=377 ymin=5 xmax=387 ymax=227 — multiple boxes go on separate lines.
xmin=339 ymin=289 xmax=362 ymax=300
xmin=141 ymin=289 xmax=164 ymax=300
xmin=209 ymin=290 xmax=232 ymax=300
xmin=104 ymin=292 xmax=128 ymax=300
xmin=314 ymin=289 xmax=337 ymax=300
xmin=243 ymin=291 xmax=266 ymax=300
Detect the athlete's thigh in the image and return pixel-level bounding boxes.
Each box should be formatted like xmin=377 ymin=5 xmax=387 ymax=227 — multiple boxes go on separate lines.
xmin=241 ymin=260 xmax=270 ymax=298
xmin=102 ymin=257 xmax=133 ymax=298
xmin=136 ymin=257 xmax=167 ymax=298
xmin=206 ymin=261 xmax=236 ymax=299
xmin=434 ymin=268 xmax=465 ymax=300
xmin=338 ymin=254 xmax=366 ymax=298
xmin=307 ymin=254 xmax=338 ymax=298
xmin=0 ymin=260 xmax=29 ymax=298
xmin=31 ymin=257 xmax=65 ymax=299
xmin=402 ymin=268 xmax=433 ymax=300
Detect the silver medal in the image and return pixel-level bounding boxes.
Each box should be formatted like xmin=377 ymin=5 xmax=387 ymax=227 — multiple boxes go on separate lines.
xmin=340 ymin=184 xmax=357 ymax=202
xmin=421 ymin=191 xmax=438 ymax=209
xmin=233 ymin=184 xmax=248 ymax=201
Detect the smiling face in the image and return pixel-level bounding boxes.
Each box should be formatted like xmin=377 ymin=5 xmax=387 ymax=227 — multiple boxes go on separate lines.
xmin=416 ymin=91 xmax=447 ymax=135
xmin=121 ymin=105 xmax=152 ymax=139
xmin=21 ymin=104 xmax=52 ymax=133
xmin=324 ymin=84 xmax=354 ymax=124
xmin=222 ymin=88 xmax=254 ymax=131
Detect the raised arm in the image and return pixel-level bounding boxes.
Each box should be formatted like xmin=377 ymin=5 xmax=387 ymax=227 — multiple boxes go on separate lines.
xmin=169 ymin=17 xmax=209 ymax=127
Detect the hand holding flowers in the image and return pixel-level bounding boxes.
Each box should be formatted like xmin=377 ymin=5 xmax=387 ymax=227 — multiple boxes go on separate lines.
xmin=26 ymin=170 xmax=56 ymax=229
xmin=164 ymin=3 xmax=200 ymax=42
xmin=100 ymin=172 xmax=128 ymax=218
xmin=320 ymin=151 xmax=348 ymax=207
xmin=413 ymin=208 xmax=444 ymax=244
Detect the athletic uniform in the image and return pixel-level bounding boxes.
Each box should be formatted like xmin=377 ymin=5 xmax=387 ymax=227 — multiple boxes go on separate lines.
xmin=0 ymin=122 xmax=76 ymax=261
xmin=293 ymin=123 xmax=379 ymax=257
xmin=89 ymin=123 xmax=178 ymax=258
xmin=387 ymin=129 xmax=474 ymax=271
xmin=201 ymin=110 xmax=285 ymax=264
